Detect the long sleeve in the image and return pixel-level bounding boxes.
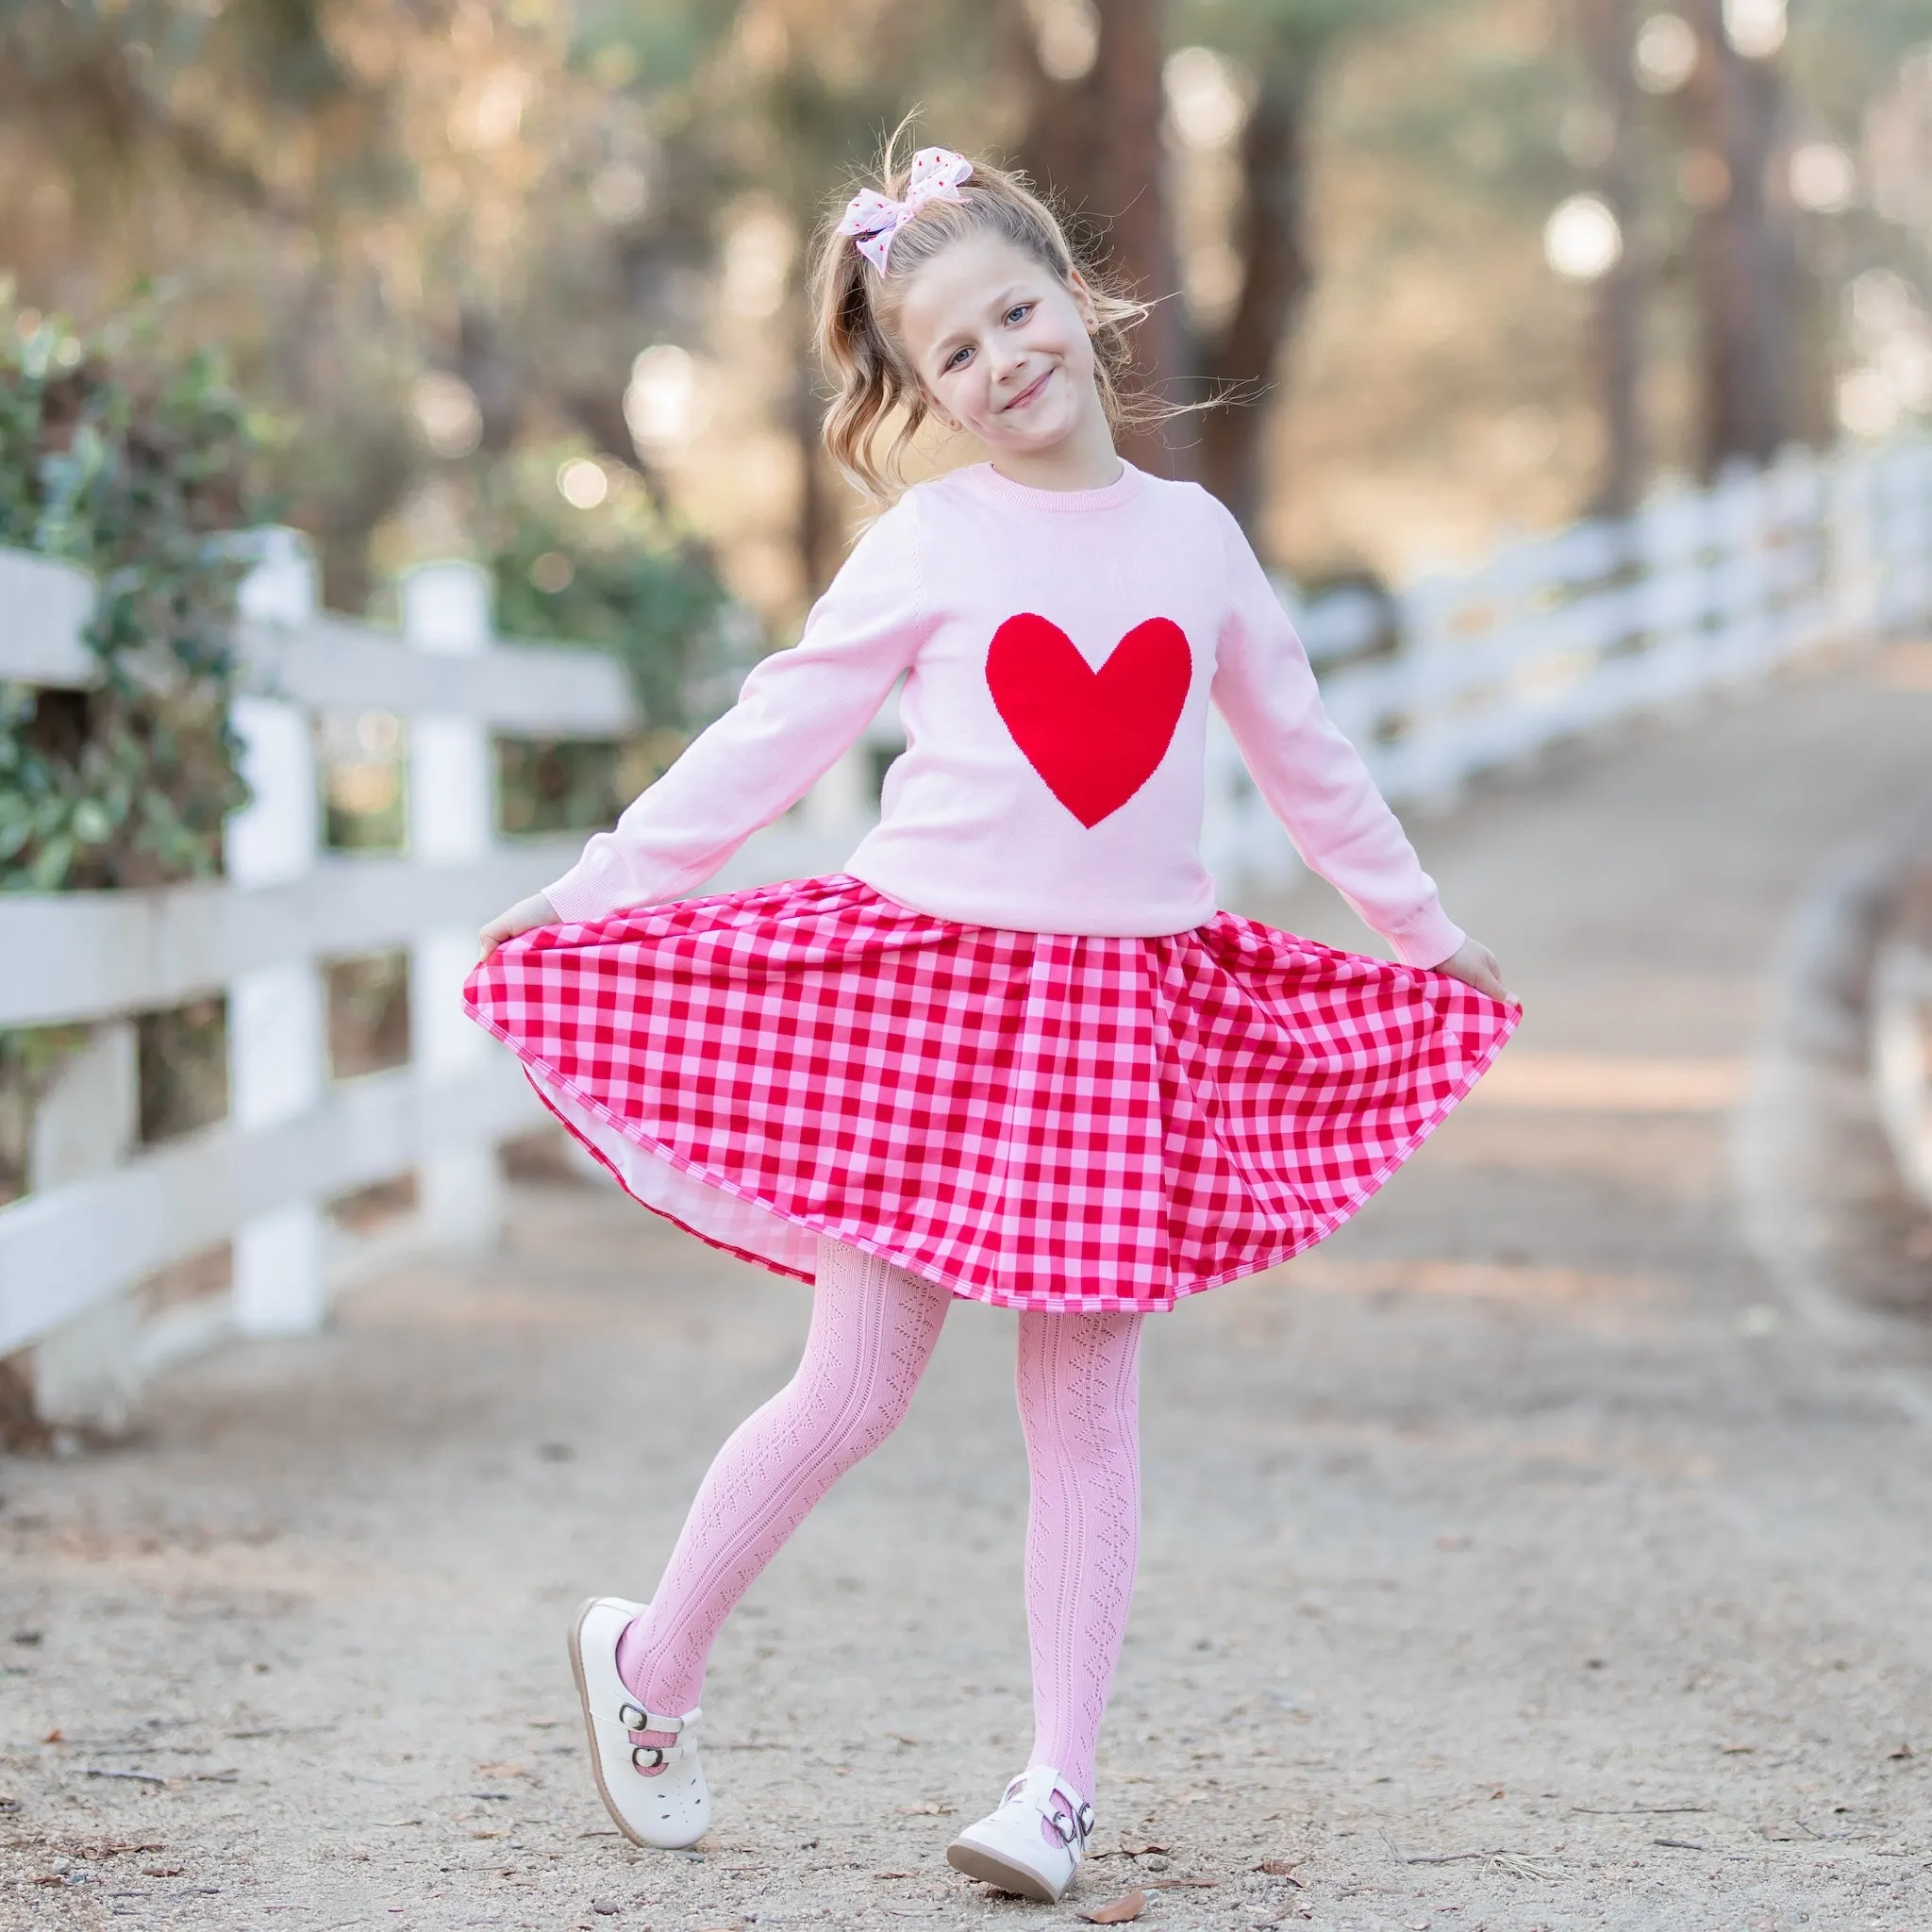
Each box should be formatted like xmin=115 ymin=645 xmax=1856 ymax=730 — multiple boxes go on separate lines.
xmin=1208 ymin=504 xmax=1464 ymax=970
xmin=543 ymin=496 xmax=930 ymax=924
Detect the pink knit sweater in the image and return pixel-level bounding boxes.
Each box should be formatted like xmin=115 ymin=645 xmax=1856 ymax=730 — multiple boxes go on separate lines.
xmin=544 ymin=462 xmax=1464 ymax=969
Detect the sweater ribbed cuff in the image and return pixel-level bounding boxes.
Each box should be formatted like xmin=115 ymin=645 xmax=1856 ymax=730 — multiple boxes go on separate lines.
xmin=1387 ymin=906 xmax=1466 ymax=972
xmin=541 ymin=864 xmax=622 ymax=926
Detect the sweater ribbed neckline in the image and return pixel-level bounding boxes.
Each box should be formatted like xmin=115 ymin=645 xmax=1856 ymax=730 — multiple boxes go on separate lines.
xmin=958 ymin=460 xmax=1144 ymax=515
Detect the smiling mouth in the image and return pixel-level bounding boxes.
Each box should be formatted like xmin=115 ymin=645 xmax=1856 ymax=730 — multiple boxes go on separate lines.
xmin=1002 ymin=369 xmax=1052 ymax=412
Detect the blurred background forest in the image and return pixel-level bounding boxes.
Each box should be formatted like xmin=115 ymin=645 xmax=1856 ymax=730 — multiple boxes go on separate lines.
xmin=4 ymin=0 xmax=1929 ymax=648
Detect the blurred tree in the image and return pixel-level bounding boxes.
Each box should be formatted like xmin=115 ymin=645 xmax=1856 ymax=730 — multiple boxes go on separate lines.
xmin=1577 ymin=0 xmax=1645 ymax=512
xmin=1177 ymin=0 xmax=1424 ymax=531
xmin=1682 ymin=0 xmax=1802 ymax=473
xmin=1013 ymin=0 xmax=1434 ymax=534
xmin=5 ymin=0 xmax=1919 ymax=626
xmin=0 ymin=0 xmax=736 ymax=607
xmin=485 ymin=443 xmax=729 ymax=731
xmin=1010 ymin=0 xmax=1185 ymax=476
xmin=663 ymin=0 xmax=1018 ymax=593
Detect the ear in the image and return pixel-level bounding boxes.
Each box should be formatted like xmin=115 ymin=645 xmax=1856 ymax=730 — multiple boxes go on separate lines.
xmin=1065 ymin=267 xmax=1102 ymax=336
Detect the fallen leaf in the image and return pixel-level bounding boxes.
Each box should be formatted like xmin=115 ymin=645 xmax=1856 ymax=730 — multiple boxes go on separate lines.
xmin=871 ymin=1872 xmax=918 ymax=1879
xmin=1717 ymin=1743 xmax=1755 ymax=1755
xmin=142 ymin=1868 xmax=185 ymax=1878
xmin=896 ymin=1802 xmax=952 ymax=1816
xmin=889 ymin=1732 xmax=920 ymax=1746
xmin=1119 ymin=1837 xmax=1170 ymax=1856
xmin=42 ymin=1729 xmax=63 ymax=1744
xmin=1257 ymin=1858 xmax=1305 ymax=1883
xmin=525 ymin=1718 xmax=559 ymax=1730
xmin=1888 ymin=1742 xmax=1914 ymax=1760
xmin=1079 ymin=1890 xmax=1147 ymax=1924
xmin=475 ymin=1761 xmax=528 ymax=1778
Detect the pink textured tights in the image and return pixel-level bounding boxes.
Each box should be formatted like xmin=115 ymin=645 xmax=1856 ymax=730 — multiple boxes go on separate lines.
xmin=616 ymin=1235 xmax=1142 ymax=1804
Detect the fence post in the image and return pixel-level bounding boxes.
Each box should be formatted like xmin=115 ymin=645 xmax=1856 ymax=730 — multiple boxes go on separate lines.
xmin=1893 ymin=438 xmax=1932 ymax=633
xmin=1708 ymin=461 xmax=1771 ymax=684
xmin=1826 ymin=444 xmax=1876 ymax=645
xmin=1390 ymin=574 xmax=1468 ymax=809
xmin=401 ymin=561 xmax=502 ymax=1248
xmin=226 ymin=528 xmax=329 ymax=1337
xmin=27 ymin=1023 xmax=142 ymax=1438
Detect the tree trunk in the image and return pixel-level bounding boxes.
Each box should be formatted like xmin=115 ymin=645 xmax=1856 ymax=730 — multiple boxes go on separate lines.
xmin=1577 ymin=0 xmax=1644 ymax=515
xmin=1684 ymin=0 xmax=1792 ymax=475
xmin=1015 ymin=0 xmax=1186 ymax=475
xmin=1195 ymin=70 xmax=1312 ymax=537
xmin=791 ymin=316 xmax=838 ymax=596
xmin=1011 ymin=7 xmax=1105 ymax=235
xmin=1092 ymin=0 xmax=1186 ymax=473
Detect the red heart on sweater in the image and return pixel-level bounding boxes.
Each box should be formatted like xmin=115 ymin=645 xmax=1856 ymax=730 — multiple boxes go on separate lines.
xmin=985 ymin=613 xmax=1192 ymax=828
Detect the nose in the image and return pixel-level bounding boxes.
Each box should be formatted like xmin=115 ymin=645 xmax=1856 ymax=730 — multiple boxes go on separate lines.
xmin=990 ymin=340 xmax=1031 ymax=387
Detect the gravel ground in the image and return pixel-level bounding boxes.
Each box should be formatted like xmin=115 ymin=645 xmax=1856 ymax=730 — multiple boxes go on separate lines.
xmin=6 ymin=641 xmax=1932 ymax=1932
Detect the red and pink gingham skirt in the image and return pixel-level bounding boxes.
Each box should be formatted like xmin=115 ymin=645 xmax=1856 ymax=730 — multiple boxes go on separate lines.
xmin=464 ymin=874 xmax=1516 ymax=1313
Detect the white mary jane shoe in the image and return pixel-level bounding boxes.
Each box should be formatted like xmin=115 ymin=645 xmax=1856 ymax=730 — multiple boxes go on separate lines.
xmin=567 ymin=1595 xmax=710 ymax=1849
xmin=945 ymin=1763 xmax=1095 ymax=1904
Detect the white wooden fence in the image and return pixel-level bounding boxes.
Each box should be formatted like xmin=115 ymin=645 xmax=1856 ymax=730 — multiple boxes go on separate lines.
xmin=2 ymin=432 xmax=1928 ymax=1434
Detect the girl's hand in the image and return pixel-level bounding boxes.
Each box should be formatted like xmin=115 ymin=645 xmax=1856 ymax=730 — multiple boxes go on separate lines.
xmin=478 ymin=891 xmax=559 ymax=960
xmin=1432 ymin=936 xmax=1515 ymax=1006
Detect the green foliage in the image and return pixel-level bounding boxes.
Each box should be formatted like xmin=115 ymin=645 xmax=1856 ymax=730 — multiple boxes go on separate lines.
xmin=482 ymin=444 xmax=744 ymax=839
xmin=0 ymin=1023 xmax=88 ymax=1207
xmin=0 ymin=304 xmax=272 ymax=892
xmin=484 ymin=444 xmax=735 ymax=734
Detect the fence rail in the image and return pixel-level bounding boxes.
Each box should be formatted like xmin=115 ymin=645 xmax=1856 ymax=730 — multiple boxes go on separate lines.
xmin=2 ymin=432 xmax=1929 ymax=1435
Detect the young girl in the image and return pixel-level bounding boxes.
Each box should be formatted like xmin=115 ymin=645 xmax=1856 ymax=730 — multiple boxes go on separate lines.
xmin=467 ymin=142 xmax=1517 ymax=1906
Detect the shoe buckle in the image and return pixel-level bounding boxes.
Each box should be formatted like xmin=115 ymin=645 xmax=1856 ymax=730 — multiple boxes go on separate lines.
xmin=617 ymin=1702 xmax=681 ymax=1736
xmin=1043 ymin=1792 xmax=1094 ymax=1850
xmin=631 ymin=1742 xmax=669 ymax=1774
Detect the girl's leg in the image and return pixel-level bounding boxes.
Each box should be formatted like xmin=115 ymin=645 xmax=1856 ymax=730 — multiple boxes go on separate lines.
xmin=616 ymin=1235 xmax=951 ymax=1728
xmin=1014 ymin=1307 xmax=1145 ymax=1805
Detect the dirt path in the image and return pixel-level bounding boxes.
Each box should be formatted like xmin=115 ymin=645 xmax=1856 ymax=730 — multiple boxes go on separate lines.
xmin=7 ymin=641 xmax=1932 ymax=1932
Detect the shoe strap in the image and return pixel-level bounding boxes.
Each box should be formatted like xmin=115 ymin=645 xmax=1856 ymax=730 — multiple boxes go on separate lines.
xmin=620 ymin=1703 xmax=700 ymax=1776
xmin=1001 ymin=1767 xmax=1093 ymax=1850
xmin=616 ymin=1700 xmax=699 ymax=1736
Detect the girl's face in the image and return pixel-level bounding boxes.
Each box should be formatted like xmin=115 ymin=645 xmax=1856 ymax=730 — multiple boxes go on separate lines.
xmin=893 ymin=230 xmax=1105 ymax=461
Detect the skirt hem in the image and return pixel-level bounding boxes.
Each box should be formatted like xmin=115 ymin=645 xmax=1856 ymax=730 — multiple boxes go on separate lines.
xmin=469 ymin=991 xmax=1518 ymax=1315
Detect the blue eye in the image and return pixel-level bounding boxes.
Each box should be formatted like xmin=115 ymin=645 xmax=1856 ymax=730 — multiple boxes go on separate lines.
xmin=945 ymin=345 xmax=972 ymax=371
xmin=1005 ymin=304 xmax=1031 ymax=325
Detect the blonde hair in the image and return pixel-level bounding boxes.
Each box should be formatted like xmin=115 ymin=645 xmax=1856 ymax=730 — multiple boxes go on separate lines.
xmin=809 ymin=132 xmax=1159 ymax=502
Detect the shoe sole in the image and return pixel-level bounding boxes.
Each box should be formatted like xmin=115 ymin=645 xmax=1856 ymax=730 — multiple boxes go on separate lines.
xmin=567 ymin=1595 xmax=654 ymax=1851
xmin=944 ymin=1838 xmax=1061 ymax=1904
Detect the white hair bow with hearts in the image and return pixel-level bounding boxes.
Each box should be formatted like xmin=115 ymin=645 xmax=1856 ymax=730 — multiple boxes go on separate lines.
xmin=836 ymin=147 xmax=974 ymax=274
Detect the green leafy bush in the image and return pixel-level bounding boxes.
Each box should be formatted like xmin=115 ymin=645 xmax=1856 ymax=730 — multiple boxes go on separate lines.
xmin=483 ymin=443 xmax=745 ymax=836
xmin=0 ymin=304 xmax=271 ymax=1205
xmin=0 ymin=307 xmax=271 ymax=892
